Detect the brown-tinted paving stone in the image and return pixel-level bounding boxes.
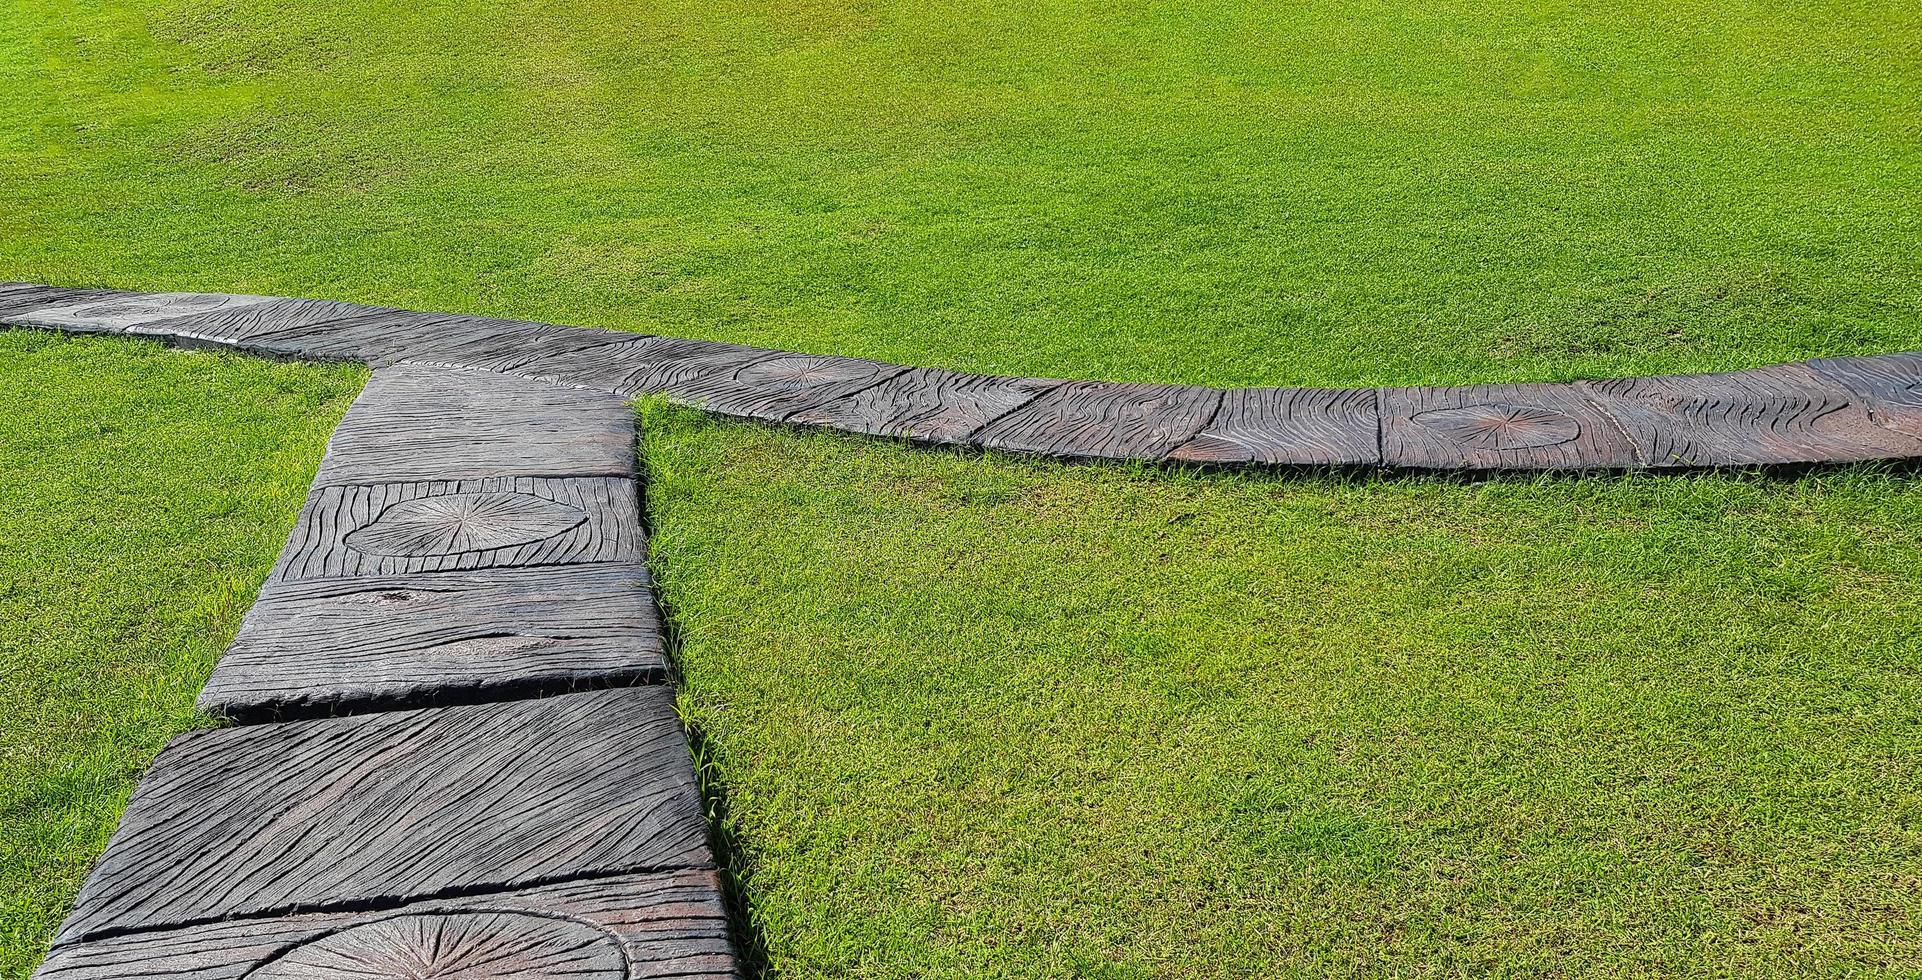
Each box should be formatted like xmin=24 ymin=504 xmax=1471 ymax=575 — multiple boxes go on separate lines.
xmin=315 ymin=364 xmax=635 ymax=486
xmin=975 ymin=380 xmax=1223 ymax=460
xmin=1172 ymin=387 xmax=1381 ymax=466
xmin=1382 ymin=383 xmax=1639 ymax=470
xmin=54 ymin=873 xmax=735 ymax=980
xmin=1808 ymin=352 xmax=1922 ymax=441
xmin=53 ymin=687 xmax=710 ymax=945
xmin=199 ymin=563 xmax=664 ymax=720
xmin=688 ymin=353 xmax=910 ymax=421
xmin=1581 ymin=363 xmax=1922 ymax=467
xmin=35 ymin=869 xmax=737 ymax=980
xmin=274 ymin=476 xmax=645 ymax=581
xmin=788 ymin=367 xmax=1061 ymax=443
xmin=9 ymin=292 xmax=274 ymax=333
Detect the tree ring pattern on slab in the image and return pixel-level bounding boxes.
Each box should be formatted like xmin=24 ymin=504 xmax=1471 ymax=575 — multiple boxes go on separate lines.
xmin=734 ymin=354 xmax=883 ymax=389
xmin=244 ymin=911 xmax=626 ymax=980
xmin=344 ymin=492 xmax=589 ymax=557
xmin=1409 ymin=403 xmax=1583 ymax=451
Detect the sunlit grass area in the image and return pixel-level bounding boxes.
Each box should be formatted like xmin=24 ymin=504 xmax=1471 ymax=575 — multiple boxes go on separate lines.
xmin=3 ymin=0 xmax=1919 ymax=386
xmin=0 ymin=332 xmax=363 ymax=977
xmin=645 ymin=406 xmax=1922 ymax=978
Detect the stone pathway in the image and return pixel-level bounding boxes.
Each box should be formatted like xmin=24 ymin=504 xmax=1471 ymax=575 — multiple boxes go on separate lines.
xmin=5 ymin=283 xmax=1920 ymax=471
xmin=32 ymin=361 xmax=737 ymax=978
xmin=10 ymin=280 xmax=1922 ymax=977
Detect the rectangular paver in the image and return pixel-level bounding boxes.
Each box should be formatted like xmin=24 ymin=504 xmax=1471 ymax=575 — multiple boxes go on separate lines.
xmin=1382 ymin=383 xmax=1639 ymax=470
xmin=36 ymin=869 xmax=738 ymax=979
xmin=1172 ymin=387 xmax=1381 ymax=466
xmin=200 ymin=563 xmax=665 ymax=719
xmin=54 ymin=686 xmax=709 ymax=945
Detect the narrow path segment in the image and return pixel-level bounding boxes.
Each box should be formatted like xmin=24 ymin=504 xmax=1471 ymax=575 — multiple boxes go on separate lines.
xmin=34 ymin=361 xmax=739 ymax=979
xmin=7 ymin=283 xmax=1920 ymax=472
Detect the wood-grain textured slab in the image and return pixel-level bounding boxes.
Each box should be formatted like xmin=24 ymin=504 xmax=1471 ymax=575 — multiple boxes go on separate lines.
xmin=975 ymin=381 xmax=1223 ymax=460
xmin=35 ymin=869 xmax=738 ymax=980
xmin=200 ymin=563 xmax=665 ymax=720
xmin=684 ymin=354 xmax=910 ymax=421
xmin=0 ymin=285 xmax=125 ymax=323
xmin=1580 ymin=364 xmax=1922 ymax=467
xmin=1171 ymin=387 xmax=1381 ymax=466
xmin=54 ymin=687 xmax=709 ymax=945
xmin=315 ymin=364 xmax=635 ymax=486
xmin=1382 ymin=383 xmax=1639 ymax=470
xmin=274 ymin=476 xmax=645 ymax=581
xmin=528 ymin=336 xmax=787 ymax=401
xmin=10 ymin=292 xmax=275 ymax=333
xmin=787 ymin=368 xmax=1062 ymax=443
xmin=130 ymin=297 xmax=423 ymax=351
xmin=1809 ymin=352 xmax=1922 ymax=441
xmin=395 ymin=315 xmax=635 ymax=372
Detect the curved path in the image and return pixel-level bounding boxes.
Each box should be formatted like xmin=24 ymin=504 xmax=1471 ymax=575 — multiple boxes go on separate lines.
xmin=6 ymin=282 xmax=1922 ymax=470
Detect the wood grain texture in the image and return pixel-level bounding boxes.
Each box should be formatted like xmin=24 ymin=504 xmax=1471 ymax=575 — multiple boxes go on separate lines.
xmin=200 ymin=563 xmax=665 ymax=720
xmin=1808 ymin=353 xmax=1922 ymax=440
xmin=1381 ymin=383 xmax=1639 ymax=470
xmin=315 ymin=365 xmax=635 ymax=486
xmin=975 ymin=381 xmax=1223 ymax=460
xmin=130 ymin=297 xmax=419 ymax=349
xmin=0 ymin=285 xmax=127 ymax=323
xmin=9 ymin=292 xmax=276 ymax=333
xmin=53 ymin=687 xmax=712 ymax=945
xmin=395 ymin=316 xmax=635 ymax=372
xmin=274 ymin=476 xmax=645 ymax=580
xmin=35 ymin=869 xmax=739 ymax=980
xmin=1580 ymin=364 xmax=1922 ymax=467
xmin=516 ymin=336 xmax=784 ymax=400
xmin=1171 ymin=387 xmax=1381 ymax=466
xmin=685 ymin=354 xmax=910 ymax=421
xmin=787 ymin=368 xmax=1062 ymax=443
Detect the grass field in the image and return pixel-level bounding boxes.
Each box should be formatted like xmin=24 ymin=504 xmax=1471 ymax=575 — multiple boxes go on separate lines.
xmin=3 ymin=0 xmax=1920 ymax=386
xmin=0 ymin=332 xmax=362 ymax=978
xmin=6 ymin=0 xmax=1922 ymax=977
xmin=646 ymin=407 xmax=1922 ymax=977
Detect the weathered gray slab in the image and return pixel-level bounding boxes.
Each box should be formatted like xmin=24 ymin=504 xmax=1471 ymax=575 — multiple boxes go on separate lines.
xmin=975 ymin=380 xmax=1223 ymax=460
xmin=1382 ymin=383 xmax=1639 ymax=470
xmin=687 ymin=353 xmax=910 ymax=421
xmin=0 ymin=285 xmax=126 ymax=322
xmin=1809 ymin=352 xmax=1922 ymax=441
xmin=200 ymin=563 xmax=664 ymax=719
xmin=36 ymin=869 xmax=739 ymax=980
xmin=787 ymin=367 xmax=1061 ymax=443
xmin=274 ymin=475 xmax=645 ymax=581
xmin=10 ymin=292 xmax=277 ymax=333
xmin=1172 ymin=387 xmax=1381 ymax=466
xmin=511 ymin=335 xmax=781 ymax=398
xmin=394 ymin=314 xmax=635 ymax=372
xmin=54 ymin=687 xmax=710 ymax=945
xmin=129 ymin=297 xmax=417 ymax=351
xmin=315 ymin=364 xmax=635 ymax=486
xmin=1581 ymin=364 xmax=1922 ymax=467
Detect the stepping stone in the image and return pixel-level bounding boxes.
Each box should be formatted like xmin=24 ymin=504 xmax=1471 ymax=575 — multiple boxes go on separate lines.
xmin=200 ymin=563 xmax=665 ymax=720
xmin=0 ymin=285 xmax=126 ymax=322
xmin=35 ymin=868 xmax=738 ymax=980
xmin=1580 ymin=364 xmax=1922 ymax=467
xmin=515 ymin=335 xmax=784 ymax=399
xmin=684 ymin=354 xmax=910 ymax=421
xmin=1808 ymin=352 xmax=1922 ymax=441
xmin=53 ymin=686 xmax=710 ymax=945
xmin=315 ymin=364 xmax=636 ymax=486
xmin=394 ymin=315 xmax=635 ymax=372
xmin=975 ymin=380 xmax=1223 ymax=461
xmin=130 ymin=297 xmax=425 ymax=353
xmin=1381 ymin=383 xmax=1638 ymax=470
xmin=273 ymin=475 xmax=646 ymax=581
xmin=787 ymin=368 xmax=1062 ymax=443
xmin=9 ymin=292 xmax=277 ymax=333
xmin=1171 ymin=387 xmax=1381 ymax=466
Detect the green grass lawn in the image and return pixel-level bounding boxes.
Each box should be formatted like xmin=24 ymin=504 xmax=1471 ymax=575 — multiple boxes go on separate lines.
xmin=646 ymin=407 xmax=1922 ymax=977
xmin=6 ymin=1 xmax=1922 ymax=978
xmin=0 ymin=331 xmax=363 ymax=978
xmin=3 ymin=0 xmax=1920 ymax=387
